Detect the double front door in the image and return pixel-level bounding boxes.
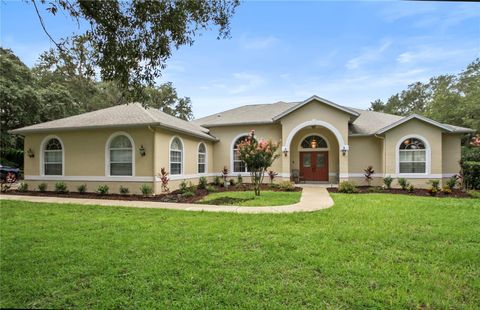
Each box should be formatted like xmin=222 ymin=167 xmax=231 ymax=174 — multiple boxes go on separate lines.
xmin=300 ymin=151 xmax=329 ymax=181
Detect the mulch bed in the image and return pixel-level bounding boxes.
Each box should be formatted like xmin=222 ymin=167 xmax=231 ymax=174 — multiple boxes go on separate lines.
xmin=3 ymin=183 xmax=302 ymax=204
xmin=327 ymin=186 xmax=470 ymax=198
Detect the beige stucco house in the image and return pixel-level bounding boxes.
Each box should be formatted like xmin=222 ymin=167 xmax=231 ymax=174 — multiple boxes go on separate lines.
xmin=11 ymin=95 xmax=473 ymax=194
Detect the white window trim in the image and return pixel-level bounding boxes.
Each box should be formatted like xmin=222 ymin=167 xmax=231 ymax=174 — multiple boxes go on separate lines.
xmin=40 ymin=135 xmax=65 ymax=176
xmin=298 ymin=133 xmax=330 ymax=151
xmin=230 ymin=132 xmax=250 ymax=174
xmin=105 ymin=131 xmax=135 ymax=177
xmin=169 ymin=136 xmax=184 ymax=176
xmin=197 ymin=142 xmax=207 ymax=174
xmin=395 ymin=134 xmax=431 ymax=176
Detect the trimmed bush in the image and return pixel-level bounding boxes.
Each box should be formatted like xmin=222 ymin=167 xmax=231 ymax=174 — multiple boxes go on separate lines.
xmin=179 ymin=180 xmax=188 ymax=193
xmin=462 ymin=161 xmax=480 ymax=190
xmin=407 ymin=184 xmax=415 ymax=193
xmin=338 ymin=181 xmax=358 ymax=194
xmin=140 ymin=184 xmax=153 ymax=197
xmin=446 ymin=175 xmax=457 ymax=190
xmin=206 ymin=185 xmax=217 ymax=193
xmin=54 ymin=182 xmax=68 ymax=194
xmin=181 ymin=191 xmax=195 ymax=198
xmin=77 ymin=184 xmax=87 ymax=194
xmin=428 ymin=179 xmax=440 ymax=191
xmin=119 ymin=186 xmax=130 ymax=195
xmin=213 ymin=176 xmax=222 ymax=186
xmin=198 ymin=176 xmax=208 ymax=190
xmin=442 ymin=186 xmax=452 ymax=195
xmin=383 ymin=176 xmax=393 ymax=189
xmin=97 ymin=185 xmax=109 ymax=195
xmin=278 ymin=181 xmax=295 ymax=192
xmin=229 ymin=179 xmax=236 ymax=186
xmin=397 ymin=178 xmax=408 ymax=190
xmin=237 ymin=174 xmax=243 ymax=184
xmin=17 ymin=182 xmax=28 ymax=192
xmin=38 ymin=183 xmax=47 ymax=192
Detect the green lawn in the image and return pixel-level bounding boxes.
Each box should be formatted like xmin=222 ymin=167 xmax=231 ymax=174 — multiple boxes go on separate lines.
xmin=198 ymin=190 xmax=301 ymax=206
xmin=1 ymin=194 xmax=479 ymax=308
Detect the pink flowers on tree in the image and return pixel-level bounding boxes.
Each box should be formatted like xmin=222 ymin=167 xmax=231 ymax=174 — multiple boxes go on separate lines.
xmin=236 ymin=130 xmax=280 ymax=196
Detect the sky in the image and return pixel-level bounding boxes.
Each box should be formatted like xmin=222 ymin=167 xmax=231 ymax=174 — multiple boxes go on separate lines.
xmin=1 ymin=0 xmax=479 ymax=118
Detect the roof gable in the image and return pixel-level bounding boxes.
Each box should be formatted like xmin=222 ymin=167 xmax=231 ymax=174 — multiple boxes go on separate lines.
xmin=272 ymin=95 xmax=359 ymax=121
xmin=375 ymin=114 xmax=453 ymax=134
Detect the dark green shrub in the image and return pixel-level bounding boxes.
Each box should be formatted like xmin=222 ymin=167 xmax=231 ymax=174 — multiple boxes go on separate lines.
xmin=397 ymin=178 xmax=408 ymax=190
xmin=279 ymin=181 xmax=295 ymax=192
xmin=188 ymin=181 xmax=197 ymax=193
xmin=442 ymin=186 xmax=452 ymax=195
xmin=38 ymin=183 xmax=47 ymax=192
xmin=229 ymin=179 xmax=236 ymax=186
xmin=268 ymin=183 xmax=280 ymax=189
xmin=237 ymin=174 xmax=243 ymax=184
xmin=179 ymin=180 xmax=188 ymax=193
xmin=407 ymin=184 xmax=415 ymax=193
xmin=467 ymin=190 xmax=480 ymax=199
xmin=119 ymin=186 xmax=130 ymax=195
xmin=213 ymin=176 xmax=222 ymax=186
xmin=17 ymin=182 xmax=28 ymax=192
xmin=140 ymin=184 xmax=153 ymax=197
xmin=367 ymin=186 xmax=383 ymax=193
xmin=97 ymin=184 xmax=109 ymax=195
xmin=428 ymin=179 xmax=440 ymax=191
xmin=54 ymin=182 xmax=68 ymax=194
xmin=446 ymin=175 xmax=458 ymax=190
xmin=77 ymin=184 xmax=87 ymax=194
xmin=383 ymin=176 xmax=393 ymax=189
xmin=462 ymin=161 xmax=480 ymax=190
xmin=462 ymin=146 xmax=480 ymax=162
xmin=198 ymin=176 xmax=208 ymax=189
xmin=338 ymin=181 xmax=358 ymax=194
xmin=181 ymin=190 xmax=195 ymax=198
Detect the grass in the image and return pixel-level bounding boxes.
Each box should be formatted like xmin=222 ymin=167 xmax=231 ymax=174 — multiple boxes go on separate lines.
xmin=198 ymin=190 xmax=301 ymax=206
xmin=0 ymin=194 xmax=479 ymax=308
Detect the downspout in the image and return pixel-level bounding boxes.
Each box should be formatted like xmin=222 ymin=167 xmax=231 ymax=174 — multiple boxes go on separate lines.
xmin=148 ymin=126 xmax=158 ymax=195
xmin=374 ymin=134 xmax=386 ymax=178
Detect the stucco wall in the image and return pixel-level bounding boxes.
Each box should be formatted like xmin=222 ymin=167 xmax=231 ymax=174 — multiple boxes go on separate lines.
xmin=348 ymin=136 xmax=383 ymax=174
xmin=207 ymin=124 xmax=283 ymax=175
xmin=442 ymin=134 xmax=462 ymax=175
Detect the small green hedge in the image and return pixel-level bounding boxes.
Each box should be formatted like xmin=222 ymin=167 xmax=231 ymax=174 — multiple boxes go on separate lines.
xmin=462 ymin=161 xmax=480 ymax=190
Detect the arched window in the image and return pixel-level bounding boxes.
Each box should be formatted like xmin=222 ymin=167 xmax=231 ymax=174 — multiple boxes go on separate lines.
xmin=399 ymin=137 xmax=427 ymax=174
xmin=198 ymin=143 xmax=206 ymax=174
xmin=170 ymin=137 xmax=183 ymax=175
xmin=300 ymin=135 xmax=328 ymax=149
xmin=43 ymin=138 xmax=63 ymax=175
xmin=233 ymin=135 xmax=250 ymax=173
xmin=108 ymin=134 xmax=133 ymax=176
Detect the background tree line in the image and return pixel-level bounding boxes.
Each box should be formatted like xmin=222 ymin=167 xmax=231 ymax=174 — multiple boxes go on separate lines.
xmin=1 ymin=47 xmax=194 ymax=167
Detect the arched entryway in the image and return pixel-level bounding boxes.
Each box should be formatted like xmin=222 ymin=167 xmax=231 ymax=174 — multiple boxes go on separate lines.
xmin=298 ymin=134 xmax=329 ymax=181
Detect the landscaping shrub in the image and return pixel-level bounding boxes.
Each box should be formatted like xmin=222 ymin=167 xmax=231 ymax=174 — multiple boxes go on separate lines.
xmin=462 ymin=146 xmax=480 ymax=162
xmin=198 ymin=176 xmax=208 ymax=189
xmin=97 ymin=184 xmax=109 ymax=195
xmin=140 ymin=184 xmax=153 ymax=197
xmin=17 ymin=182 xmax=28 ymax=192
xmin=1 ymin=172 xmax=16 ymax=192
xmin=383 ymin=176 xmax=393 ymax=189
xmin=54 ymin=182 xmax=68 ymax=194
xmin=229 ymin=179 xmax=236 ymax=186
xmin=213 ymin=176 xmax=222 ymax=186
xmin=407 ymin=184 xmax=415 ymax=193
xmin=367 ymin=186 xmax=383 ymax=193
xmin=461 ymin=161 xmax=480 ymax=190
xmin=77 ymin=184 xmax=87 ymax=194
xmin=364 ymin=166 xmax=374 ymax=186
xmin=159 ymin=167 xmax=170 ymax=193
xmin=38 ymin=183 xmax=47 ymax=192
xmin=268 ymin=170 xmax=278 ymax=184
xmin=206 ymin=185 xmax=217 ymax=193
xmin=397 ymin=178 xmax=408 ymax=190
xmin=237 ymin=174 xmax=243 ymax=185
xmin=269 ymin=183 xmax=280 ymax=189
xmin=181 ymin=190 xmax=195 ymax=198
xmin=179 ymin=180 xmax=188 ymax=193
xmin=428 ymin=179 xmax=440 ymax=191
xmin=446 ymin=175 xmax=458 ymax=190
xmin=278 ymin=181 xmax=295 ymax=192
xmin=187 ymin=181 xmax=197 ymax=193
xmin=338 ymin=181 xmax=358 ymax=194
xmin=467 ymin=190 xmax=480 ymax=199
xmin=442 ymin=185 xmax=452 ymax=195
xmin=221 ymin=166 xmax=228 ymax=187
xmin=119 ymin=186 xmax=130 ymax=195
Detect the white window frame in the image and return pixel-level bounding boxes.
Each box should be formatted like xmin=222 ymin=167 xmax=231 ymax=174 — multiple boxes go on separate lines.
xmin=105 ymin=132 xmax=135 ymax=177
xmin=169 ymin=136 xmax=184 ymax=176
xmin=230 ymin=133 xmax=251 ymax=175
xmin=40 ymin=135 xmax=65 ymax=176
xmin=396 ymin=134 xmax=431 ymax=176
xmin=298 ymin=133 xmax=330 ymax=151
xmin=197 ymin=142 xmax=207 ymax=174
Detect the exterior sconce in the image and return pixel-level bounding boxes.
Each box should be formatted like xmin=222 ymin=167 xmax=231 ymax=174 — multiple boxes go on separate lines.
xmin=27 ymin=148 xmax=35 ymax=158
xmin=282 ymin=146 xmax=289 ymax=157
xmin=139 ymin=145 xmax=146 ymax=157
xmin=341 ymin=145 xmax=349 ymax=156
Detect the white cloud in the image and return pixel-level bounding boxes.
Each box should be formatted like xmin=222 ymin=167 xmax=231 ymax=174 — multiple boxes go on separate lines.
xmin=230 ymin=72 xmax=266 ymax=94
xmin=346 ymin=39 xmax=392 ymax=70
xmin=240 ymin=35 xmax=279 ymax=50
xmin=396 ymin=45 xmax=478 ymax=65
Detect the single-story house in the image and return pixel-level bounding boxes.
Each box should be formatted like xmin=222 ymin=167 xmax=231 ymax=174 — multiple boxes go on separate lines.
xmin=11 ymin=95 xmax=474 ymax=194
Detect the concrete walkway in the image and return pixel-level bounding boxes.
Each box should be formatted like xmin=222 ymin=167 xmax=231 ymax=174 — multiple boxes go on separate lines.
xmin=0 ymin=186 xmax=334 ymax=214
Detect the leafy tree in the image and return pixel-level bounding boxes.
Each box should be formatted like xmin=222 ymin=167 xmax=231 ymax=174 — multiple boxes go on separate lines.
xmin=32 ymin=0 xmax=240 ymax=98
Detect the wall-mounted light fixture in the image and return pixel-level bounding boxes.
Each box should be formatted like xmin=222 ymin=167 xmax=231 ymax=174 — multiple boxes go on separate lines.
xmin=27 ymin=148 xmax=35 ymax=158
xmin=139 ymin=145 xmax=146 ymax=157
xmin=282 ymin=146 xmax=289 ymax=157
xmin=341 ymin=145 xmax=349 ymax=156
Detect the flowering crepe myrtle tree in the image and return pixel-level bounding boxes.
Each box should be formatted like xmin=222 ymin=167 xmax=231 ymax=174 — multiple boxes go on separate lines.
xmin=236 ymin=130 xmax=280 ymax=196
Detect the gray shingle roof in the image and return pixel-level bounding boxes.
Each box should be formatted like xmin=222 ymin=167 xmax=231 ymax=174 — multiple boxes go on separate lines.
xmin=11 ymin=103 xmax=216 ymax=140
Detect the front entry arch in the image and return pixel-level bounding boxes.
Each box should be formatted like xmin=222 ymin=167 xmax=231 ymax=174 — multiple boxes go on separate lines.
xmin=283 ymin=119 xmax=346 ymax=152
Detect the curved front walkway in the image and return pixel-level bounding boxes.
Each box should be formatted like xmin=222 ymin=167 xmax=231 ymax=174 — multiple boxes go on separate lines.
xmin=0 ymin=186 xmax=334 ymax=214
